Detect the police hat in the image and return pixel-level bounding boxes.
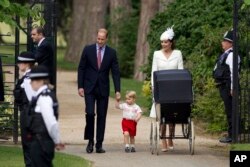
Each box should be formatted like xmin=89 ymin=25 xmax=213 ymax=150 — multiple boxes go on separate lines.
xmin=29 ymin=65 xmax=49 ymax=80
xmin=17 ymin=51 xmax=35 ymax=63
xmin=223 ymin=30 xmax=233 ymax=42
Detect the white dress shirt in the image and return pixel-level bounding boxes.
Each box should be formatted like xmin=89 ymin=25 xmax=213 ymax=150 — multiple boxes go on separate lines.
xmin=21 ymin=69 xmax=35 ymax=101
xmin=34 ymin=85 xmax=60 ymax=144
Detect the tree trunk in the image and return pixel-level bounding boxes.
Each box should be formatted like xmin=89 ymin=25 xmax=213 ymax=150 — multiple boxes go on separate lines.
xmin=65 ymin=0 xmax=108 ymax=62
xmin=109 ymin=0 xmax=132 ymax=48
xmin=133 ymin=0 xmax=159 ymax=81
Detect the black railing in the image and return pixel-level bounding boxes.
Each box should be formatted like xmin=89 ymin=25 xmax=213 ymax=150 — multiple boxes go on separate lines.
xmin=233 ymin=0 xmax=250 ymax=143
xmin=1 ymin=0 xmax=57 ymax=143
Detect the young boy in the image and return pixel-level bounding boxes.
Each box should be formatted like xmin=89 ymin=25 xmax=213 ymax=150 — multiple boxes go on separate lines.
xmin=14 ymin=51 xmax=35 ymax=167
xmin=115 ymin=91 xmax=142 ymax=153
xmin=27 ymin=65 xmax=64 ymax=166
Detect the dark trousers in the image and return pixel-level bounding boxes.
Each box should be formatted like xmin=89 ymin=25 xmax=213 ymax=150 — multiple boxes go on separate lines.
xmin=84 ymin=86 xmax=109 ymax=148
xmin=219 ymin=83 xmax=232 ymax=137
xmin=30 ymin=137 xmax=55 ymax=167
xmin=20 ymin=107 xmax=32 ymax=167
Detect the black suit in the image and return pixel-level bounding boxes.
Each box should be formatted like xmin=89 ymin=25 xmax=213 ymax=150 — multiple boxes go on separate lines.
xmin=78 ymin=44 xmax=120 ymax=148
xmin=35 ymin=39 xmax=55 ymax=85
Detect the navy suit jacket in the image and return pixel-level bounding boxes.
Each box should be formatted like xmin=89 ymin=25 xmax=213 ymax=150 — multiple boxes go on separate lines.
xmin=35 ymin=39 xmax=55 ymax=85
xmin=78 ymin=44 xmax=120 ymax=96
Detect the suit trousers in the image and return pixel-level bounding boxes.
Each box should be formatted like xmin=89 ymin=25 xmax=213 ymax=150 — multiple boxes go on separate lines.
xmin=219 ymin=83 xmax=232 ymax=137
xmin=84 ymin=86 xmax=109 ymax=148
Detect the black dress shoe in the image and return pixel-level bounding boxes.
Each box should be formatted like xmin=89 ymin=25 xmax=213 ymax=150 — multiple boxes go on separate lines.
xmin=86 ymin=141 xmax=94 ymax=153
xmin=96 ymin=148 xmax=106 ymax=153
xmin=219 ymin=137 xmax=232 ymax=143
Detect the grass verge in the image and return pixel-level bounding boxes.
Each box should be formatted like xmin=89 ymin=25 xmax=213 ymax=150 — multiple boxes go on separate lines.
xmin=231 ymin=144 xmax=250 ymax=151
xmin=0 ymin=145 xmax=91 ymax=167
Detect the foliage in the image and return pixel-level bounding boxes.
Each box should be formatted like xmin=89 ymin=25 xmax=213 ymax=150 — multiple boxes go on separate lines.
xmin=0 ymin=0 xmax=40 ymax=26
xmin=57 ymin=0 xmax=72 ymax=43
xmin=108 ymin=0 xmax=140 ymax=78
xmin=0 ymin=96 xmax=14 ymax=136
xmin=192 ymin=78 xmax=227 ymax=132
xmin=145 ymin=0 xmax=234 ymax=132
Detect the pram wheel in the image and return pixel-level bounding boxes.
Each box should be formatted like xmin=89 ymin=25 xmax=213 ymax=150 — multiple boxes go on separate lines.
xmin=188 ymin=118 xmax=195 ymax=155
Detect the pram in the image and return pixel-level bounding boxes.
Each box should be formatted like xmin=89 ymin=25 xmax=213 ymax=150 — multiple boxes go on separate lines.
xmin=150 ymin=69 xmax=195 ymax=155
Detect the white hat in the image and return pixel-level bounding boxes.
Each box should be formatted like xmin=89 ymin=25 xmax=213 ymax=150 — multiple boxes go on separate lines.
xmin=160 ymin=26 xmax=175 ymax=41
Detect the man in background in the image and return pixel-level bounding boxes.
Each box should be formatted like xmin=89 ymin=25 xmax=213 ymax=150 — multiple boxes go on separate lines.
xmin=31 ymin=27 xmax=55 ymax=86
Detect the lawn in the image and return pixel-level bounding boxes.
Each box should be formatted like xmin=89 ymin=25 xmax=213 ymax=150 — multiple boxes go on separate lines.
xmin=231 ymin=144 xmax=250 ymax=151
xmin=0 ymin=145 xmax=91 ymax=167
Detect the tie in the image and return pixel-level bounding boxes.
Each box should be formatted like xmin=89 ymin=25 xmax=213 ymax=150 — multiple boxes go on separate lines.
xmin=97 ymin=47 xmax=102 ymax=69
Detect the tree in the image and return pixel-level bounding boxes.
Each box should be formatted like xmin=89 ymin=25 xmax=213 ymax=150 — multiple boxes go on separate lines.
xmin=57 ymin=0 xmax=72 ymax=43
xmin=109 ymin=0 xmax=132 ymax=48
xmin=109 ymin=0 xmax=139 ymax=77
xmin=65 ymin=0 xmax=108 ymax=62
xmin=133 ymin=0 xmax=159 ymax=81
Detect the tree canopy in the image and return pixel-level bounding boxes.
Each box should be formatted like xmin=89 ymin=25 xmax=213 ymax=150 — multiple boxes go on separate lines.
xmin=0 ymin=0 xmax=39 ymax=26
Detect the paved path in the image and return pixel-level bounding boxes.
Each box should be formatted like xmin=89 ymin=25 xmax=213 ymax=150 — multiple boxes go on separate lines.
xmin=57 ymin=71 xmax=229 ymax=167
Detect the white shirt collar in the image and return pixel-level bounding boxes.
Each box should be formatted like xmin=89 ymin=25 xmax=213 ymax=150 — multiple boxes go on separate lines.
xmin=38 ymin=37 xmax=45 ymax=46
xmin=23 ymin=69 xmax=31 ymax=76
xmin=96 ymin=44 xmax=106 ymax=50
xmin=35 ymin=85 xmax=48 ymax=96
xmin=225 ymin=47 xmax=233 ymax=53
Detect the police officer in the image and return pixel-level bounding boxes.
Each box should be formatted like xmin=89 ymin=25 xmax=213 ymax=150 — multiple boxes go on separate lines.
xmin=213 ymin=30 xmax=240 ymax=143
xmin=14 ymin=51 xmax=36 ymax=167
xmin=28 ymin=66 xmax=64 ymax=167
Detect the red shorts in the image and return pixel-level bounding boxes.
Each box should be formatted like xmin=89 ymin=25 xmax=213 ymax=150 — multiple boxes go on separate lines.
xmin=122 ymin=119 xmax=137 ymax=136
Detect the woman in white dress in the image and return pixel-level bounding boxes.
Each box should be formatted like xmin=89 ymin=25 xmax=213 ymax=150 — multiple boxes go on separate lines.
xmin=150 ymin=26 xmax=183 ymax=152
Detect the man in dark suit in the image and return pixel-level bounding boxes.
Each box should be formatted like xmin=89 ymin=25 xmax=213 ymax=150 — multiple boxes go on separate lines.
xmin=78 ymin=28 xmax=121 ymax=153
xmin=31 ymin=27 xmax=55 ymax=85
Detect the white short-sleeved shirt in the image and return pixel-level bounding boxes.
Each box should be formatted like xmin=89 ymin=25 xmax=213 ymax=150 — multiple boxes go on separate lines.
xmin=118 ymin=103 xmax=142 ymax=120
xmin=34 ymin=85 xmax=60 ymax=144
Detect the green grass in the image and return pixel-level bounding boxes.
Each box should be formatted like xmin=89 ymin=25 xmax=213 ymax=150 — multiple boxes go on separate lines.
xmin=231 ymin=144 xmax=250 ymax=151
xmin=110 ymin=78 xmax=149 ymax=112
xmin=0 ymin=145 xmax=91 ymax=167
xmin=57 ymin=47 xmax=78 ymax=71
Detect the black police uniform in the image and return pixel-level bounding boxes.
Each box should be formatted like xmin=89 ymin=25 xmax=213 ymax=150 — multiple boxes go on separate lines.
xmin=14 ymin=72 xmax=32 ymax=167
xmin=27 ymin=87 xmax=59 ymax=167
xmin=13 ymin=51 xmax=35 ymax=167
xmin=213 ymin=49 xmax=233 ymax=138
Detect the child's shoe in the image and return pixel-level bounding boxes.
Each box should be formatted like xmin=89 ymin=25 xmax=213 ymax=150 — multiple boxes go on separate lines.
xmin=125 ymin=147 xmax=130 ymax=153
xmin=130 ymin=147 xmax=136 ymax=152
